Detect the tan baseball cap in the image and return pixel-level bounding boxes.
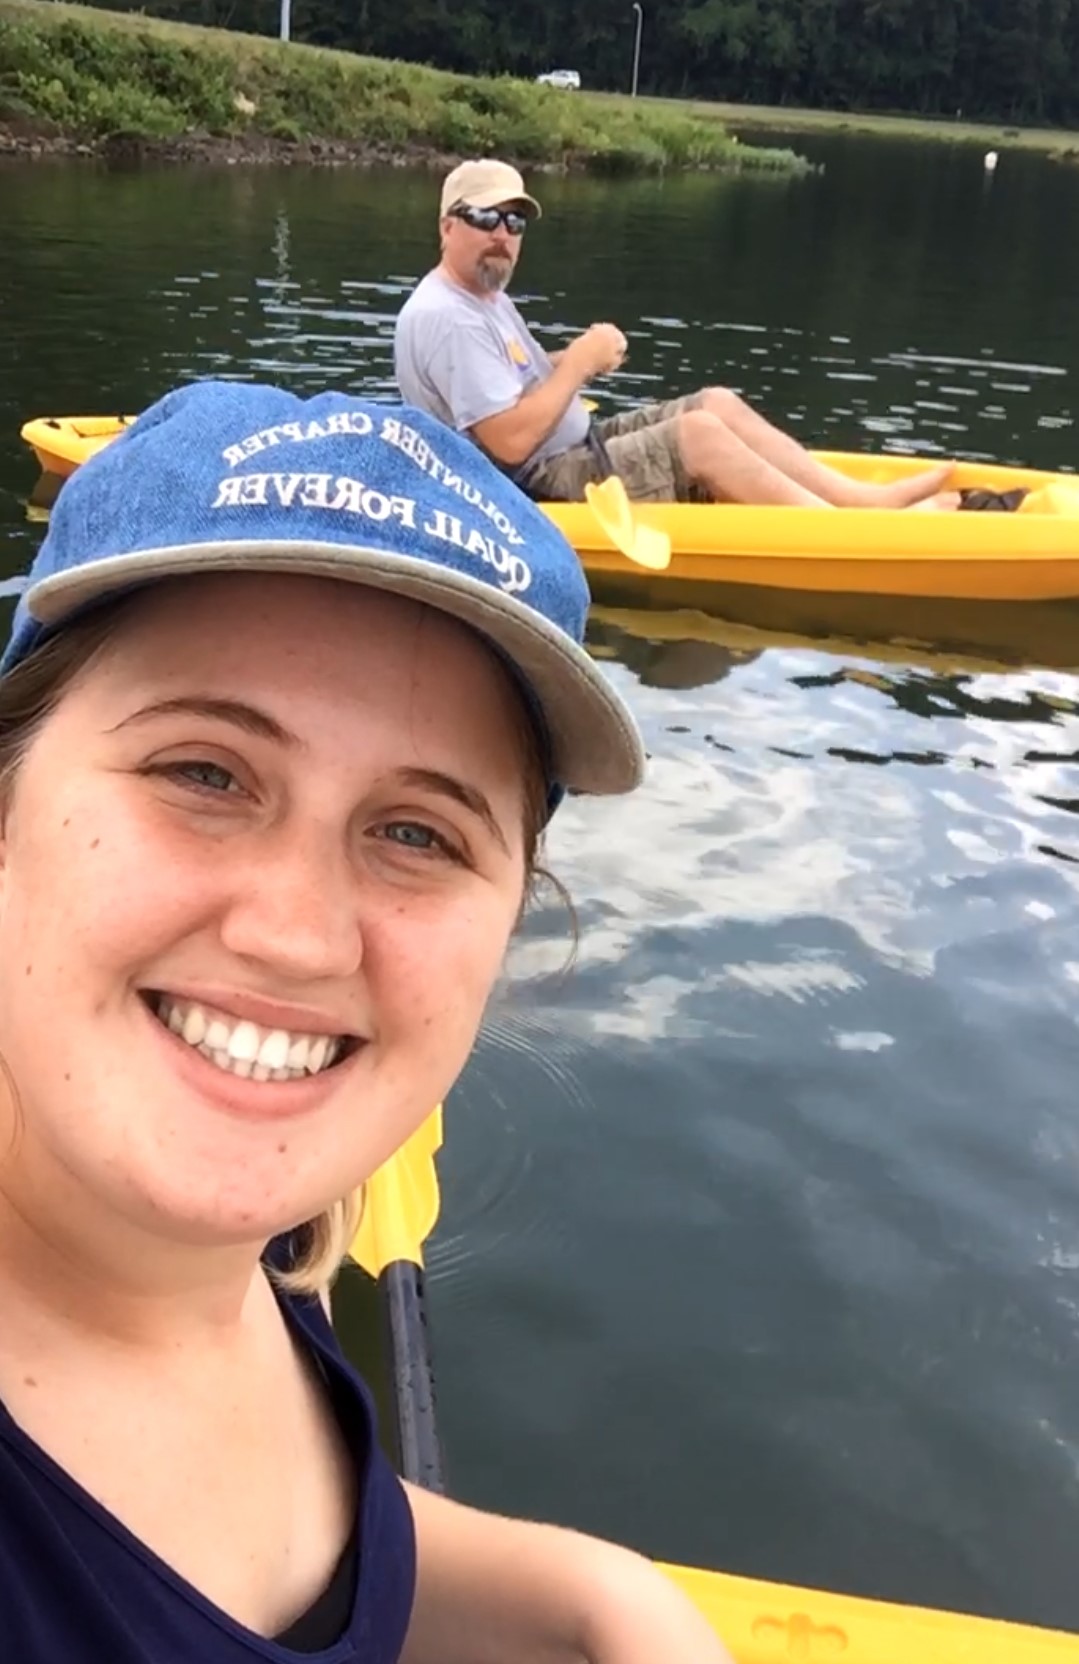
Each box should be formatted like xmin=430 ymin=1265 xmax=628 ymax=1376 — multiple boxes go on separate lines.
xmin=439 ymin=159 xmax=542 ymax=219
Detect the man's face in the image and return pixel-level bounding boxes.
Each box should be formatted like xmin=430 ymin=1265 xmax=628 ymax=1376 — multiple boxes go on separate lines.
xmin=441 ymin=201 xmax=529 ymax=294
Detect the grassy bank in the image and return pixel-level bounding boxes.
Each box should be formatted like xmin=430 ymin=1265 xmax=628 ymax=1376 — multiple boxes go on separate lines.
xmin=0 ymin=0 xmax=806 ymax=175
xmin=604 ymin=90 xmax=1079 ymax=160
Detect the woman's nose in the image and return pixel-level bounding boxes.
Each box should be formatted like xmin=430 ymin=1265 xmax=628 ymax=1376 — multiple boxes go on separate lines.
xmin=219 ymin=826 xmax=364 ymax=983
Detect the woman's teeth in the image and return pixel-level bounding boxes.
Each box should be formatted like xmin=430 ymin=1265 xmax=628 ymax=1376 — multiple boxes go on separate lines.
xmin=153 ymin=996 xmax=344 ymax=1083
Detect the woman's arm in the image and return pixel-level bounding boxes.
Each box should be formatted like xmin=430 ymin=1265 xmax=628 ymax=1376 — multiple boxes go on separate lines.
xmin=400 ymin=1482 xmax=735 ymax=1664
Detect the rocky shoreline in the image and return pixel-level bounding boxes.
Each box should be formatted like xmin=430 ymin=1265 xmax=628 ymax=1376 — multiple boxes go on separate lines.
xmin=0 ymin=116 xmax=464 ymax=170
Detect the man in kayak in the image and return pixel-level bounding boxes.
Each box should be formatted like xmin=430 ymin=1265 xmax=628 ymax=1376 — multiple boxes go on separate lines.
xmin=393 ymin=158 xmax=956 ymax=510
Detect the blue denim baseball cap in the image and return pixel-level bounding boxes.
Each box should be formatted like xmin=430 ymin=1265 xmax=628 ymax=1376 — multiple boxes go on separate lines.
xmin=6 ymin=381 xmax=644 ymax=797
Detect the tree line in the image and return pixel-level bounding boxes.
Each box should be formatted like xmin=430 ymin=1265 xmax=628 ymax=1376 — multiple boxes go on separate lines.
xmin=79 ymin=0 xmax=1079 ymax=126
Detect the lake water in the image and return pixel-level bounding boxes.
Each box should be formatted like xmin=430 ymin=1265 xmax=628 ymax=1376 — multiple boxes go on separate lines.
xmin=3 ymin=133 xmax=1079 ymax=1632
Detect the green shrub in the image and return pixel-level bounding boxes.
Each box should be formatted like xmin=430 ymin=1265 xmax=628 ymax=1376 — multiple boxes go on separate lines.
xmin=79 ymin=77 xmax=181 ymax=136
xmin=441 ymin=106 xmax=499 ymax=152
xmin=589 ymin=135 xmax=668 ymax=174
xmin=266 ymin=113 xmax=301 ymax=142
xmin=353 ymin=99 xmax=414 ymax=146
xmin=448 ymin=78 xmax=504 ymax=118
xmin=11 ymin=69 xmax=73 ymax=123
xmin=134 ymin=39 xmax=234 ymax=126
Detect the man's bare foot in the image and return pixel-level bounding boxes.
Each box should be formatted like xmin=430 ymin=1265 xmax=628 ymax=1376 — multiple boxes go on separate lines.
xmin=859 ymin=464 xmax=955 ymax=508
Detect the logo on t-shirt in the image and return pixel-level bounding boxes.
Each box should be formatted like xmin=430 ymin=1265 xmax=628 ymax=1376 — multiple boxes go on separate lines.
xmin=505 ymin=336 xmax=531 ymax=374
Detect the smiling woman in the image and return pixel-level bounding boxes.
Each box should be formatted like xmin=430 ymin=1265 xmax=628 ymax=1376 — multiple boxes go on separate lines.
xmin=0 ymin=380 xmax=735 ymax=1664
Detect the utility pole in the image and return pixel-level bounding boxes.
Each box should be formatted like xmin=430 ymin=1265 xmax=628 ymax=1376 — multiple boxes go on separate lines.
xmin=280 ymin=0 xmax=292 ymax=42
xmin=630 ymin=3 xmax=643 ymax=97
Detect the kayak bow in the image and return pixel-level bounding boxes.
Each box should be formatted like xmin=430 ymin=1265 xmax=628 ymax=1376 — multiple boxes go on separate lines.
xmin=21 ymin=414 xmax=136 ymax=477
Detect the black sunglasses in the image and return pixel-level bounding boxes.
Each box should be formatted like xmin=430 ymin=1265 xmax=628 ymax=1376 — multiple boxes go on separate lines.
xmin=451 ymin=203 xmax=530 ymax=237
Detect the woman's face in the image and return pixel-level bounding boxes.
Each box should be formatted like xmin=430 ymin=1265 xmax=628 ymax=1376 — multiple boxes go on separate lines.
xmin=0 ymin=574 xmax=531 ymax=1249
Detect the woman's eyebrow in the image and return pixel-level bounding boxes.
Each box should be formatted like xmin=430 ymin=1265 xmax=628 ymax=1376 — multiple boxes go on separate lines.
xmin=397 ymin=766 xmax=510 ymax=855
xmin=109 ymin=696 xmax=299 ymax=746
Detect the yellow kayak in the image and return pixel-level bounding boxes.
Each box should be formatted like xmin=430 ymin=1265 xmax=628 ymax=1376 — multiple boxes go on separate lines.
xmin=20 ymin=413 xmax=1079 ymax=601
xmin=22 ymin=414 xmax=136 ymax=476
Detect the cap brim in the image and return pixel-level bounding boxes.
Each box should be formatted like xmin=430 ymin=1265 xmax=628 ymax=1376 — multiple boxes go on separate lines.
xmin=453 ymin=190 xmax=542 ymax=219
xmin=24 ymin=541 xmax=642 ymax=795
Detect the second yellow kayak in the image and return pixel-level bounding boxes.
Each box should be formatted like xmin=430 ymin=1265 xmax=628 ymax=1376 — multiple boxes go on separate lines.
xmin=20 ymin=414 xmax=1079 ymax=602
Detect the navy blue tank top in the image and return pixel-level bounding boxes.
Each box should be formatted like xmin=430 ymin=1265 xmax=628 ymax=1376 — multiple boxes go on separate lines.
xmin=0 ymin=1244 xmax=417 ymax=1661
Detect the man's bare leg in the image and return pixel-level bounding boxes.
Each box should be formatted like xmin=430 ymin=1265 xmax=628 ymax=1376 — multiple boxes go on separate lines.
xmin=695 ymin=388 xmax=953 ymax=508
xmin=679 ymin=409 xmax=832 ymax=506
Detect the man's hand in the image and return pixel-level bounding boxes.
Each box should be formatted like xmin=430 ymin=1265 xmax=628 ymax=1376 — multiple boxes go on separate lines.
xmin=567 ymin=322 xmax=628 ymax=378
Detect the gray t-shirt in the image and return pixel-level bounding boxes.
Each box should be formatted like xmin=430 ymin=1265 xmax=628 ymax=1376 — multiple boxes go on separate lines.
xmin=393 ymin=271 xmax=590 ymax=470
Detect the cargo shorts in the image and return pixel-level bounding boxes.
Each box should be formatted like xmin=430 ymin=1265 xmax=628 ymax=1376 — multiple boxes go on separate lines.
xmin=520 ymin=395 xmax=708 ymax=503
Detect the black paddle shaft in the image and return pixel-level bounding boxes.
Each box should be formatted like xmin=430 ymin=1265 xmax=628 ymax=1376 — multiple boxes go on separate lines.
xmin=586 ymin=423 xmax=618 ymax=481
xmin=380 ymin=1260 xmax=446 ymax=1494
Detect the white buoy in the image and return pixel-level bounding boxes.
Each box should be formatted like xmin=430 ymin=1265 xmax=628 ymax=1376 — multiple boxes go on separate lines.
xmin=984 ymin=149 xmax=999 ymax=170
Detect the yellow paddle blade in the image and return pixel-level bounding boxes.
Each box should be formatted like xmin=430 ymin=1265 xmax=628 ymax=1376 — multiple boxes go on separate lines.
xmin=584 ymin=476 xmax=672 ymax=571
xmin=349 ymin=1105 xmax=444 ymax=1276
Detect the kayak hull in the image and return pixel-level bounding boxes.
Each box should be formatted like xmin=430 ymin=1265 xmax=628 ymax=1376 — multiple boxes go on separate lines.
xmin=20 ymin=416 xmax=1079 ymax=600
xmin=662 ymin=1561 xmax=1079 ymax=1662
xmin=546 ymin=452 xmax=1079 ymax=602
xmin=569 ymin=541 xmax=1079 ymax=602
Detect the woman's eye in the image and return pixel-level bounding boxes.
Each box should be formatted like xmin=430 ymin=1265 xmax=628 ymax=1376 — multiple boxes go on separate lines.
xmin=381 ymin=821 xmax=460 ymax=860
xmin=164 ymin=760 xmax=240 ymax=795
